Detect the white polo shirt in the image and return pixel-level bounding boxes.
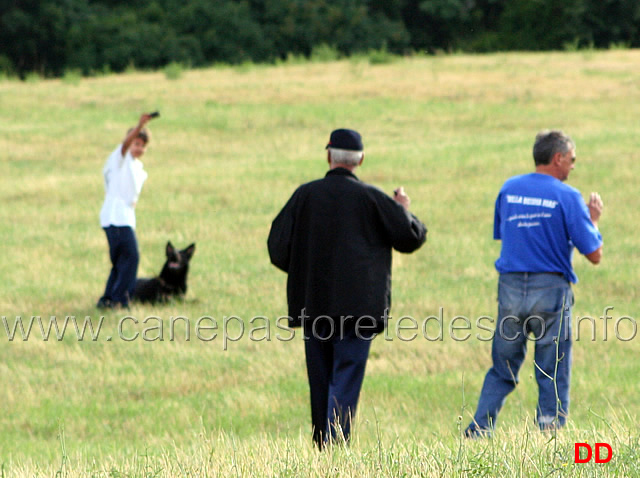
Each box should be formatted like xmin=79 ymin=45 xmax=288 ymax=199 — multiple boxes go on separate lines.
xmin=99 ymin=144 xmax=148 ymax=229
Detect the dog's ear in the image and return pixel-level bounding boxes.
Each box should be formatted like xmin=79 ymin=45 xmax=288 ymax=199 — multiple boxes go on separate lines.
xmin=183 ymin=243 xmax=196 ymax=260
xmin=166 ymin=241 xmax=176 ymax=257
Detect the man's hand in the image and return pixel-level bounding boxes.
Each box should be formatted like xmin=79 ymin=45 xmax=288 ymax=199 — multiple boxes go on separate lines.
xmin=588 ymin=192 xmax=603 ymax=226
xmin=394 ymin=187 xmax=411 ymax=211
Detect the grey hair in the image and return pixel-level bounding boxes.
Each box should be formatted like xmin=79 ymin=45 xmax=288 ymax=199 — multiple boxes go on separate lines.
xmin=329 ymin=148 xmax=363 ymax=167
xmin=533 ymin=130 xmax=575 ymax=166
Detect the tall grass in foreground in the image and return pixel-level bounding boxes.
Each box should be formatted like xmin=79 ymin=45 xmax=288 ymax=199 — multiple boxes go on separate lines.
xmin=7 ymin=419 xmax=640 ymax=477
xmin=1 ymin=50 xmax=639 ymax=475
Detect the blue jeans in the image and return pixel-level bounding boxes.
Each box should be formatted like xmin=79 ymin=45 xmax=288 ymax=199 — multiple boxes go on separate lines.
xmin=467 ymin=272 xmax=573 ymax=434
xmin=100 ymin=226 xmax=139 ymax=307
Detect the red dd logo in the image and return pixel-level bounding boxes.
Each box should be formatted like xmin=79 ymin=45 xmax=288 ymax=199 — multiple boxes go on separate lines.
xmin=574 ymin=443 xmax=613 ymax=463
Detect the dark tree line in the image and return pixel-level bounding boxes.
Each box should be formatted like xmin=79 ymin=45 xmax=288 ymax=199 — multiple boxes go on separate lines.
xmin=1 ymin=0 xmax=639 ymax=78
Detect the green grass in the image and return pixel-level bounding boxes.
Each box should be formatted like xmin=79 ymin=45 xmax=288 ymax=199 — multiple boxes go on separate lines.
xmin=1 ymin=50 xmax=640 ymax=476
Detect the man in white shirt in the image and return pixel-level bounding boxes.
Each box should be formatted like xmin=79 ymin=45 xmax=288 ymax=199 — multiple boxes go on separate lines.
xmin=97 ymin=113 xmax=155 ymax=309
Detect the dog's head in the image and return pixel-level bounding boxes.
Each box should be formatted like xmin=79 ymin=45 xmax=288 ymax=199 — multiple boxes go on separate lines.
xmin=166 ymin=241 xmax=196 ymax=270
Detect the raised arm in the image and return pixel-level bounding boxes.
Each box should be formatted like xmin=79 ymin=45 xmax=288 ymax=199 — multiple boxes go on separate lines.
xmin=379 ymin=187 xmax=427 ymax=253
xmin=587 ymin=192 xmax=603 ymax=229
xmin=584 ymin=192 xmax=604 ymax=265
xmin=121 ymin=113 xmax=154 ymax=156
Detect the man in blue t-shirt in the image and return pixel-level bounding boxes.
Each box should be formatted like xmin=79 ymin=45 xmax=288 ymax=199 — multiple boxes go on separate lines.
xmin=465 ymin=130 xmax=603 ymax=437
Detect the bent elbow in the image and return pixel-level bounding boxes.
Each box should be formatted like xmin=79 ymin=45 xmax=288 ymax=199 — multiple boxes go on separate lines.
xmin=394 ymin=232 xmax=427 ymax=254
xmin=586 ymin=246 xmax=603 ymax=265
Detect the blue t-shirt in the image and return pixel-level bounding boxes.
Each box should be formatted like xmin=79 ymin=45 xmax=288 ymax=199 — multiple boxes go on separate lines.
xmin=494 ymin=173 xmax=602 ymax=283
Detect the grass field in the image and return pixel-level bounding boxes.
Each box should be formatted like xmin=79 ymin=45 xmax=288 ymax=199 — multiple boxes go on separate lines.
xmin=1 ymin=49 xmax=640 ymax=476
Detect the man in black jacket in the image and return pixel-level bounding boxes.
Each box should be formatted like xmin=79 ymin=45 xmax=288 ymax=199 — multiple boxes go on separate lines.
xmin=268 ymin=128 xmax=427 ymax=449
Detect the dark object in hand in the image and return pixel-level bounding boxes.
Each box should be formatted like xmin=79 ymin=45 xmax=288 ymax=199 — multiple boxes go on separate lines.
xmin=149 ymin=111 xmax=160 ymax=118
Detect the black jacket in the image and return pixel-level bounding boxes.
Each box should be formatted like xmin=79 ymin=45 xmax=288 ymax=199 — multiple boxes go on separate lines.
xmin=268 ymin=168 xmax=427 ymax=330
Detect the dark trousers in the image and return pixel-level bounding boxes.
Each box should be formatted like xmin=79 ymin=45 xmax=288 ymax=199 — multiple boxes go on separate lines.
xmin=100 ymin=226 xmax=139 ymax=307
xmin=303 ymin=317 xmax=373 ymax=449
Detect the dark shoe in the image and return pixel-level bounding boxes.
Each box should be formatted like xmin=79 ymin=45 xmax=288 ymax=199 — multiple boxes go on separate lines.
xmin=96 ymin=298 xmax=113 ymax=309
xmin=464 ymin=425 xmax=492 ymax=439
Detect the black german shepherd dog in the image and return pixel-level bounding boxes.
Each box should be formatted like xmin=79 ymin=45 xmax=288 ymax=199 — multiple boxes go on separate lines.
xmin=132 ymin=242 xmax=196 ymax=304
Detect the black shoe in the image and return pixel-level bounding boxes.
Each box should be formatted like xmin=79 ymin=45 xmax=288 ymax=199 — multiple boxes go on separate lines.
xmin=464 ymin=426 xmax=492 ymax=439
xmin=96 ymin=298 xmax=113 ymax=309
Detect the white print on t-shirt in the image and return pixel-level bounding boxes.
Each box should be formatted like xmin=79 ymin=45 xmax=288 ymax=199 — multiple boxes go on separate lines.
xmin=505 ymin=195 xmax=557 ymax=228
xmin=506 ymin=195 xmax=558 ymax=209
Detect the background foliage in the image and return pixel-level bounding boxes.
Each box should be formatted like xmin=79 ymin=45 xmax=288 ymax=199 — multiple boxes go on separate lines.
xmin=2 ymin=0 xmax=640 ymax=77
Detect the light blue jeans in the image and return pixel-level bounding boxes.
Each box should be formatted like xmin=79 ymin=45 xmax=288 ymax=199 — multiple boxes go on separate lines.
xmin=466 ymin=272 xmax=573 ymax=435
